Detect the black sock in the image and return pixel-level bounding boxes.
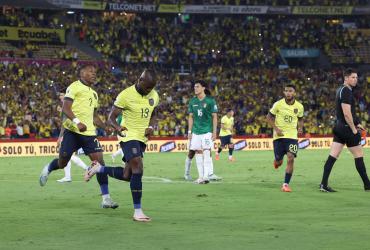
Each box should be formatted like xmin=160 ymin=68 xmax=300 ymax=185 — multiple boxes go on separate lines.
xmin=130 ymin=173 xmax=143 ymax=209
xmin=321 ymin=155 xmax=337 ymax=186
xmin=284 ymin=172 xmax=292 ymax=184
xmin=218 ymin=147 xmax=222 ymax=154
xmin=355 ymin=157 xmax=370 ymax=186
xmin=229 ymin=148 xmax=234 ymax=156
xmin=102 ymin=166 xmax=125 ymax=181
xmin=47 ymin=158 xmax=60 ymax=172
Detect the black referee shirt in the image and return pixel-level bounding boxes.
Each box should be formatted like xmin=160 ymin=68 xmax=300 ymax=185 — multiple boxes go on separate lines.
xmin=335 ymin=85 xmax=359 ymax=126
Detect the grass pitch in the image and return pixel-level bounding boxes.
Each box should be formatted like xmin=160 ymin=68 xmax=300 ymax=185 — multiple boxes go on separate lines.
xmin=1 ymin=149 xmax=370 ymax=250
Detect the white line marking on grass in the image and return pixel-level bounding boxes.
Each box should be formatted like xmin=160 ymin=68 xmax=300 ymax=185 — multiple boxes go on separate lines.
xmin=143 ymin=176 xmax=173 ymax=183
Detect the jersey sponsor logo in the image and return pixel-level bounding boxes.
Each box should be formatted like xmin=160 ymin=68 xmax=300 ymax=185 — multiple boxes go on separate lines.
xmin=298 ymin=139 xmax=310 ymax=149
xmin=203 ymin=103 xmax=207 ymax=108
xmin=149 ymin=98 xmax=155 ymax=106
xmin=294 ymin=108 xmax=298 ymax=114
xmin=160 ymin=141 xmax=176 ymax=152
xmin=193 ymin=104 xmax=198 ymax=107
xmin=234 ymin=140 xmax=247 ymax=151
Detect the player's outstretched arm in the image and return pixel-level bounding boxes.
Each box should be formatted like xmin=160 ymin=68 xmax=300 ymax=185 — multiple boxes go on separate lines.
xmin=62 ymin=98 xmax=87 ymax=132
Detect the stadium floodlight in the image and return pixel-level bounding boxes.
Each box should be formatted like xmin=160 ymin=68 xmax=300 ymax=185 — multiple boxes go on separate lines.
xmin=67 ymin=11 xmax=75 ymax=14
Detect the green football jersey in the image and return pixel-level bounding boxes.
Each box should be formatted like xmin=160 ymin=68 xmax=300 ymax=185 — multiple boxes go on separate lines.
xmin=188 ymin=96 xmax=218 ymax=135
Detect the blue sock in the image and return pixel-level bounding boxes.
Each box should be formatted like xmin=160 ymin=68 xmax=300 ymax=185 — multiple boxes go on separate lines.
xmin=130 ymin=174 xmax=143 ymax=209
xmin=96 ymin=173 xmax=109 ymax=195
xmin=284 ymin=172 xmax=292 ymax=184
xmin=48 ymin=158 xmax=59 ymax=172
xmin=229 ymin=148 xmax=234 ymax=156
xmin=100 ymin=166 xmax=125 ymax=181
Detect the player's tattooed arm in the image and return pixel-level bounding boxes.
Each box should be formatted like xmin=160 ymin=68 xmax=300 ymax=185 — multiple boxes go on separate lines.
xmin=62 ymin=97 xmax=87 ymax=132
xmin=108 ymin=105 xmax=127 ymax=136
xmin=145 ymin=108 xmax=157 ymax=137
xmin=266 ymin=112 xmax=284 ymax=136
xmin=57 ymin=126 xmax=65 ymax=147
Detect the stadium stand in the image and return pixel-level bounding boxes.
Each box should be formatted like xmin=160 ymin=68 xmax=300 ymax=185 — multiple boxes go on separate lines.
xmin=0 ymin=4 xmax=369 ymax=139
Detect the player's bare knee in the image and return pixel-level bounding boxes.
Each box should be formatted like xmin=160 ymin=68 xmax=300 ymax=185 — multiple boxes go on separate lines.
xmin=129 ymin=157 xmax=143 ymax=174
xmin=195 ymin=150 xmax=203 ymax=154
xmin=58 ymin=158 xmax=70 ymax=168
xmin=228 ymin=144 xmax=234 ymax=149
xmin=188 ymin=150 xmax=195 ymax=159
xmin=287 ymin=154 xmax=295 ymax=162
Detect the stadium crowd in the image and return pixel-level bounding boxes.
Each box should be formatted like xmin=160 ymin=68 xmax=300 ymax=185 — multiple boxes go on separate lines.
xmin=0 ymin=60 xmax=369 ymax=139
xmin=78 ymin=14 xmax=370 ymax=66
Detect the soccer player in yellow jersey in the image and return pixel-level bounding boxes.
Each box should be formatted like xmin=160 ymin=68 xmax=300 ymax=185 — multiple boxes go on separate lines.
xmin=216 ymin=109 xmax=235 ymax=162
xmin=85 ymin=69 xmax=159 ymax=222
xmin=266 ymin=84 xmax=304 ymax=192
xmin=39 ymin=65 xmax=118 ymax=209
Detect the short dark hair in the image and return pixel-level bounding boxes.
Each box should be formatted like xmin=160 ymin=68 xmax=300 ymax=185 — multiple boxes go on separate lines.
xmin=284 ymin=84 xmax=296 ymax=90
xmin=77 ymin=64 xmax=96 ymax=76
xmin=226 ymin=108 xmax=233 ymax=113
xmin=343 ymin=68 xmax=357 ymax=78
xmin=144 ymin=68 xmax=157 ymax=82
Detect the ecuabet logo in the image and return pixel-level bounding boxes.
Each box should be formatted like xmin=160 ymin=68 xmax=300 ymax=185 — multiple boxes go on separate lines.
xmin=160 ymin=141 xmax=176 ymax=152
xmin=298 ymin=139 xmax=310 ymax=149
xmin=234 ymin=140 xmax=247 ymax=151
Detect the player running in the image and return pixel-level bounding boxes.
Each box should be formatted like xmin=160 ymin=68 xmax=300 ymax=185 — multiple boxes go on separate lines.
xmin=85 ymin=69 xmax=159 ymax=222
xmin=215 ymin=109 xmax=235 ymax=162
xmin=55 ymin=92 xmax=89 ymax=183
xmin=319 ymin=68 xmax=370 ymax=192
xmin=39 ymin=64 xmax=118 ymax=209
xmin=187 ymin=80 xmax=221 ymax=184
xmin=266 ymin=84 xmax=304 ymax=192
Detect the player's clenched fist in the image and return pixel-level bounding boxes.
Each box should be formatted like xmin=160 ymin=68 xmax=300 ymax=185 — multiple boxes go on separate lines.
xmin=77 ymin=122 xmax=87 ymax=132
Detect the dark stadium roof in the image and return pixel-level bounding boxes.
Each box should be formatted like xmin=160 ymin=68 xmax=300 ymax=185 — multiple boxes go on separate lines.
xmin=0 ymin=0 xmax=58 ymax=9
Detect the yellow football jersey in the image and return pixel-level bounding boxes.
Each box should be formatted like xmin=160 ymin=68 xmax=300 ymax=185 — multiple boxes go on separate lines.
xmin=269 ymin=99 xmax=304 ymax=140
xmin=219 ymin=115 xmax=234 ymax=136
xmin=114 ymin=85 xmax=159 ymax=143
xmin=63 ymin=80 xmax=98 ymax=136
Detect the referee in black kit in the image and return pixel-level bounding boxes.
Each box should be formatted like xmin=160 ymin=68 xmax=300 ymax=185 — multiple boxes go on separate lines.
xmin=320 ymin=68 xmax=370 ymax=192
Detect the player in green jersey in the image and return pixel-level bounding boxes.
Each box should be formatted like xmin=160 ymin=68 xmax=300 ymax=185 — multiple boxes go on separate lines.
xmin=187 ymin=80 xmax=221 ymax=184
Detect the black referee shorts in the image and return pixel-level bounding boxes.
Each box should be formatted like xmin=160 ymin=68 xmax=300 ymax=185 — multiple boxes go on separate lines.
xmin=333 ymin=123 xmax=361 ymax=148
